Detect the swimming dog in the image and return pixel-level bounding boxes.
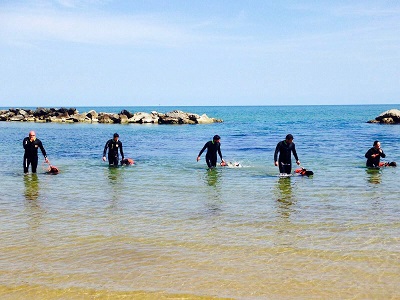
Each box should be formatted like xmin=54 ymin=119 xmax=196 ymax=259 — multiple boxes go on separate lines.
xmin=46 ymin=165 xmax=59 ymax=174
xmin=121 ymin=158 xmax=135 ymax=166
xmin=295 ymin=167 xmax=313 ymax=176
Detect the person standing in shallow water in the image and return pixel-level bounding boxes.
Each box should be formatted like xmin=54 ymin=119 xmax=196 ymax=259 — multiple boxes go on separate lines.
xmin=197 ymin=135 xmax=225 ymax=169
xmin=274 ymin=134 xmax=301 ymax=174
xmin=102 ymin=133 xmax=124 ymax=166
xmin=23 ymin=130 xmax=49 ymax=174
xmin=365 ymin=140 xmax=386 ymax=168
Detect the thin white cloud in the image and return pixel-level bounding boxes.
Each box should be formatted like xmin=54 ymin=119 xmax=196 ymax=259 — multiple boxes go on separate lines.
xmin=288 ymin=1 xmax=400 ymax=17
xmin=1 ymin=2 xmax=256 ymax=49
xmin=56 ymin=0 xmax=112 ymax=9
xmin=257 ymin=2 xmax=400 ymax=57
xmin=56 ymin=0 xmax=78 ymax=8
xmin=331 ymin=3 xmax=400 ymax=17
xmin=1 ymin=1 xmax=399 ymax=61
xmin=0 ymin=7 xmax=211 ymax=48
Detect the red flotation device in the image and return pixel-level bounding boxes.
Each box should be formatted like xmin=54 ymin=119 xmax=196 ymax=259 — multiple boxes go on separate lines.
xmin=379 ymin=161 xmax=397 ymax=167
xmin=295 ymin=168 xmax=314 ymax=176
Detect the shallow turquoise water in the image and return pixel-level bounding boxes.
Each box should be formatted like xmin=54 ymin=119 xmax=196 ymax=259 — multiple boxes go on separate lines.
xmin=0 ymin=105 xmax=399 ymax=299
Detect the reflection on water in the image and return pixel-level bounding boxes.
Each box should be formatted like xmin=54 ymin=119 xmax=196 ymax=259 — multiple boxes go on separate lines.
xmin=23 ymin=174 xmax=45 ymax=230
xmin=203 ymin=169 xmax=223 ymax=217
xmin=106 ymin=167 xmax=123 ymax=208
xmin=275 ymin=177 xmax=296 ymax=219
xmin=366 ymin=168 xmax=382 ymax=184
xmin=205 ymin=168 xmax=221 ymax=187
xmin=24 ymin=174 xmax=39 ymax=201
xmin=1 ymin=105 xmax=400 ymax=299
xmin=107 ymin=165 xmax=122 ymax=185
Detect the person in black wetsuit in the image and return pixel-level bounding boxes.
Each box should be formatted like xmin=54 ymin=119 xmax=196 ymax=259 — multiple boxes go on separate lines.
xmin=102 ymin=133 xmax=124 ymax=166
xmin=274 ymin=134 xmax=301 ymax=174
xmin=197 ymin=135 xmax=225 ymax=169
xmin=365 ymin=140 xmax=386 ymax=168
xmin=23 ymin=130 xmax=49 ymax=174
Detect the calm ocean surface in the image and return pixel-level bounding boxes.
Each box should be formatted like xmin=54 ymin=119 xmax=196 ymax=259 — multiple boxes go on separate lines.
xmin=0 ymin=105 xmax=399 ymax=299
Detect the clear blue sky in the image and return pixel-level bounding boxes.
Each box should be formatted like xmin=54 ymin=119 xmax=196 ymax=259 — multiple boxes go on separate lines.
xmin=1 ymin=0 xmax=399 ymax=106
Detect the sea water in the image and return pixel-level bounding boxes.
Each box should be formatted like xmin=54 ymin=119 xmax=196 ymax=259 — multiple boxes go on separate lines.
xmin=0 ymin=105 xmax=399 ymax=299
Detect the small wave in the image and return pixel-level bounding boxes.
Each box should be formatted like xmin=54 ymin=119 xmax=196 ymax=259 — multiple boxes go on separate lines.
xmin=237 ymin=147 xmax=268 ymax=152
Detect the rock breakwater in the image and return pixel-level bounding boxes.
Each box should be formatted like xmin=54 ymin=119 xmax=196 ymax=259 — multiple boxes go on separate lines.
xmin=0 ymin=108 xmax=223 ymax=124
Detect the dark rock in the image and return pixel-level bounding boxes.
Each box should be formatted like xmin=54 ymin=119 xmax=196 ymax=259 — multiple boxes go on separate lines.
xmin=158 ymin=116 xmax=181 ymax=124
xmin=120 ymin=109 xmax=134 ymax=119
xmin=66 ymin=115 xmax=80 ymax=122
xmin=109 ymin=113 xmax=121 ymax=123
xmin=34 ymin=107 xmax=50 ymax=117
xmin=86 ymin=110 xmax=98 ymax=120
xmin=58 ymin=107 xmax=69 ymax=114
xmin=68 ymin=108 xmax=77 ymax=115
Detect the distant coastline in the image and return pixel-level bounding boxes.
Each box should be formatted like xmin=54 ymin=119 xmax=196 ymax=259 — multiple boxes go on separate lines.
xmin=0 ymin=107 xmax=223 ymax=124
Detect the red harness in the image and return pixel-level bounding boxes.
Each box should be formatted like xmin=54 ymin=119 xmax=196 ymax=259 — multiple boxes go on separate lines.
xmin=295 ymin=168 xmax=314 ymax=176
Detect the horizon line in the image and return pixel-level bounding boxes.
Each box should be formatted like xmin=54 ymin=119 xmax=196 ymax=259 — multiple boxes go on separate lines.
xmin=1 ymin=103 xmax=399 ymax=109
